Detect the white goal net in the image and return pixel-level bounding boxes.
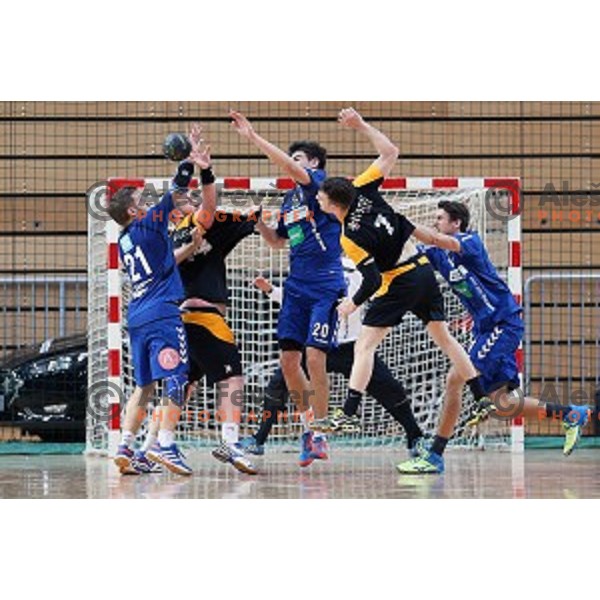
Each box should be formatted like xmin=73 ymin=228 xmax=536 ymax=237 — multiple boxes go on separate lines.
xmin=87 ymin=177 xmax=521 ymax=455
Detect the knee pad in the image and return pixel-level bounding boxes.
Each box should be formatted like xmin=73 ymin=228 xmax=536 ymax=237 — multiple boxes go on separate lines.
xmin=164 ymin=372 xmax=188 ymax=407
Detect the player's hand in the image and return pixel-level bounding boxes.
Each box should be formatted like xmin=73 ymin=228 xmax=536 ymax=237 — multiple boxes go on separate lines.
xmin=253 ymin=276 xmax=273 ymax=294
xmin=188 ymin=123 xmax=212 ymax=169
xmin=191 ymin=225 xmax=205 ymax=248
xmin=338 ymin=107 xmax=365 ymax=130
xmin=337 ymin=297 xmax=358 ymax=317
xmin=230 ymin=110 xmax=255 ymax=140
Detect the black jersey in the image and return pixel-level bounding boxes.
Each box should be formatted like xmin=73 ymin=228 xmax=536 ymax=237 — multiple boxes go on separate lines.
xmin=341 ymin=165 xmax=415 ymax=273
xmin=172 ymin=210 xmax=257 ymax=304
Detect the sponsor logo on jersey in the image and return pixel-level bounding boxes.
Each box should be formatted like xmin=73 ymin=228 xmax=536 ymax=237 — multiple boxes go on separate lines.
xmin=158 ymin=347 xmax=182 ymax=370
xmin=119 ymin=234 xmax=133 ymax=253
xmin=347 ymin=194 xmax=373 ymax=231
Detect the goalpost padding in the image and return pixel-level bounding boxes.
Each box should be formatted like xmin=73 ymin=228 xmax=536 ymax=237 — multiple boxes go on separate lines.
xmin=86 ymin=176 xmax=522 ymax=456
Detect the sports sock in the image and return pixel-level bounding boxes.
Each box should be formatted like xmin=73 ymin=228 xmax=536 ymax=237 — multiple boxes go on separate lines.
xmin=141 ymin=432 xmax=157 ymax=452
xmin=343 ymin=388 xmax=363 ymax=416
xmin=120 ymin=430 xmax=135 ymax=448
xmin=158 ymin=430 xmax=175 ymax=448
xmin=300 ymin=409 xmax=313 ymax=432
xmin=430 ymin=435 xmax=449 ymax=457
xmin=467 ymin=377 xmax=486 ymax=402
xmin=222 ymin=422 xmax=239 ymax=444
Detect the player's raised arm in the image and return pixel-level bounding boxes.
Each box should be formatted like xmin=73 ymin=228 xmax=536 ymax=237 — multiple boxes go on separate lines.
xmin=229 ymin=110 xmax=311 ymax=185
xmin=187 ymin=123 xmax=216 ymax=230
xmin=338 ymin=107 xmax=399 ymax=178
xmin=411 ymin=224 xmax=461 ymax=253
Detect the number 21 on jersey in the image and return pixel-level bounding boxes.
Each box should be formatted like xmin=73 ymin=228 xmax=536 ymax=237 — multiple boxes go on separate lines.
xmin=123 ymin=246 xmax=153 ymax=282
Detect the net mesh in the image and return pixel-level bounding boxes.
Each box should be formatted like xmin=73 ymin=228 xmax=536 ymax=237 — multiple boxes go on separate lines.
xmin=87 ymin=184 xmax=513 ymax=453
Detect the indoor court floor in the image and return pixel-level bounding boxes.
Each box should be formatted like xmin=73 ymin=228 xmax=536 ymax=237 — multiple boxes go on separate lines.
xmin=0 ymin=448 xmax=599 ymax=499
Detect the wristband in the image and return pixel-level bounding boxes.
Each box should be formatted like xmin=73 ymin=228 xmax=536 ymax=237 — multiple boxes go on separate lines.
xmin=200 ymin=167 xmax=216 ymax=185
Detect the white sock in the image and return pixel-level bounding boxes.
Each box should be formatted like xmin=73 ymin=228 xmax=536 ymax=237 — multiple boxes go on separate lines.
xmin=221 ymin=422 xmax=239 ymax=445
xmin=121 ymin=430 xmax=135 ymax=448
xmin=141 ymin=432 xmax=157 ymax=452
xmin=300 ymin=409 xmax=314 ymax=432
xmin=158 ymin=430 xmax=175 ymax=448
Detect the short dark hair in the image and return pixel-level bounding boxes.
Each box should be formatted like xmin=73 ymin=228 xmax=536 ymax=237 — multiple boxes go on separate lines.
xmin=288 ymin=140 xmax=327 ymax=169
xmin=321 ymin=177 xmax=356 ymax=208
xmin=438 ymin=200 xmax=470 ymax=232
xmin=107 ymin=186 xmax=138 ymax=226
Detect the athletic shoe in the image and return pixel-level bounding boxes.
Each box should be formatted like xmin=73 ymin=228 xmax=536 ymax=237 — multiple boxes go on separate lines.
xmin=299 ymin=431 xmax=315 ymax=467
xmin=238 ymin=436 xmax=265 ymax=456
xmin=310 ymin=435 xmax=329 ymax=461
xmin=212 ymin=441 xmax=258 ymax=475
xmin=114 ymin=444 xmax=136 ymax=474
xmin=147 ymin=443 xmax=192 ymax=476
xmin=329 ymin=407 xmax=361 ymax=434
xmin=562 ymin=404 xmax=590 ymax=456
xmin=396 ymin=451 xmax=445 ymax=475
xmin=311 ymin=417 xmax=336 ymax=433
xmin=465 ymin=397 xmax=498 ymax=428
xmin=132 ymin=449 xmax=163 ymax=474
xmin=408 ymin=437 xmax=428 ymax=459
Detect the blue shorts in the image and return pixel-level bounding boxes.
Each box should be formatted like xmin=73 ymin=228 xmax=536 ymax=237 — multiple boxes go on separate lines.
xmin=129 ymin=315 xmax=189 ymax=387
xmin=469 ymin=316 xmax=524 ymax=393
xmin=277 ymin=278 xmax=345 ymax=352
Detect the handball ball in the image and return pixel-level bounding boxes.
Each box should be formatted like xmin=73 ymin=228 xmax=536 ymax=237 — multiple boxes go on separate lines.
xmin=163 ymin=133 xmax=192 ymax=161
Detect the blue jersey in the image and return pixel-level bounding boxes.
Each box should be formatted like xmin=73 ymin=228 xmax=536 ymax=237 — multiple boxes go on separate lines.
xmin=118 ymin=191 xmax=185 ymax=328
xmin=423 ymin=231 xmax=521 ymax=331
xmin=276 ymin=168 xmax=344 ymax=286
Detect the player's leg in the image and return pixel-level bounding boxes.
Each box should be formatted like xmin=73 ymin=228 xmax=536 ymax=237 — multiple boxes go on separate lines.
xmin=114 ymin=382 xmax=156 ymax=474
xmin=240 ymin=366 xmax=290 ymax=453
xmin=397 ymin=266 xmax=480 ymax=474
xmin=211 ymin=373 xmax=257 ymax=475
xmin=325 ymin=343 xmax=362 ymax=433
xmin=365 ymin=355 xmax=424 ymax=452
xmin=277 ymin=284 xmax=315 ymax=430
xmin=280 ymin=347 xmax=321 ymax=467
xmin=144 ymin=319 xmax=193 ymax=476
xmin=280 ymin=348 xmax=312 ymax=416
xmin=467 ymin=319 xmax=591 ymax=455
xmin=396 ymin=320 xmax=481 ymax=474
xmin=127 ymin=404 xmax=164 ymax=474
xmin=343 ymin=325 xmax=392 ymax=421
xmin=114 ymin=322 xmax=157 ymax=473
xmin=182 ymin=313 xmax=257 ymax=474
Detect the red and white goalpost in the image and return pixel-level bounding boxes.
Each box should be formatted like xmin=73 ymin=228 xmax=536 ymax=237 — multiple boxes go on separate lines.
xmin=87 ymin=176 xmax=522 ymax=457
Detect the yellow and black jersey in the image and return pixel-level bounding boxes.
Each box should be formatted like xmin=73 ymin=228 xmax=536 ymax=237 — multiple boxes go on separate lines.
xmin=342 ymin=165 xmax=415 ymax=273
xmin=171 ymin=210 xmax=257 ymax=304
xmin=341 ymin=165 xmax=419 ymax=306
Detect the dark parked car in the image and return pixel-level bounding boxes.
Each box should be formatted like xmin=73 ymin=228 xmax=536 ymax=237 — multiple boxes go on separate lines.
xmin=0 ymin=334 xmax=87 ymax=442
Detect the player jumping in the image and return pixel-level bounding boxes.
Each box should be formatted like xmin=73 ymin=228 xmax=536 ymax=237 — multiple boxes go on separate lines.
xmin=395 ymin=199 xmax=590 ymax=472
xmin=109 ymin=151 xmax=200 ymax=476
xmin=230 ymin=110 xmax=346 ymax=467
xmin=317 ymin=107 xmax=494 ymax=474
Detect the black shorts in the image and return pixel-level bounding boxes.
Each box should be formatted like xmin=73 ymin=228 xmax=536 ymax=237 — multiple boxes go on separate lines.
xmin=363 ymin=256 xmax=446 ymax=328
xmin=182 ymin=308 xmax=243 ymax=386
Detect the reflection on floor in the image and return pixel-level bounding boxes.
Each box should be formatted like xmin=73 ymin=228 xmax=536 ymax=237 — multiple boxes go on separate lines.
xmin=0 ymin=448 xmax=598 ymax=499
